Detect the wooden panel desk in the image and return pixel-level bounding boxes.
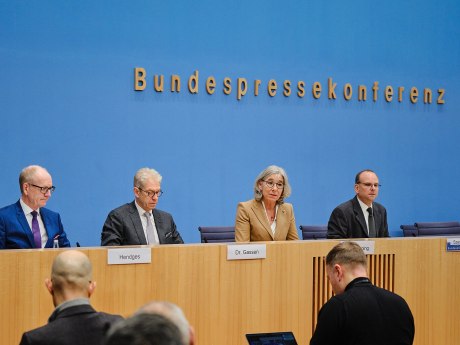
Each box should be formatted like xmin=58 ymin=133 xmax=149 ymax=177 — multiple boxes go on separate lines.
xmin=1 ymin=238 xmax=459 ymax=345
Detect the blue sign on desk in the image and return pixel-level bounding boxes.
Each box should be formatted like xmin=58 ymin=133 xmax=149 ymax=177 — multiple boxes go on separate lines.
xmin=446 ymin=238 xmax=460 ymax=251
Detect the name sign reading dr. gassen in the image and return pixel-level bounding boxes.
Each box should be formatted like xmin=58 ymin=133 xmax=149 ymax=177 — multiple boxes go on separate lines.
xmin=227 ymin=244 xmax=266 ymax=260
xmin=446 ymin=238 xmax=460 ymax=251
xmin=107 ymin=247 xmax=152 ymax=265
xmin=351 ymin=241 xmax=375 ymax=254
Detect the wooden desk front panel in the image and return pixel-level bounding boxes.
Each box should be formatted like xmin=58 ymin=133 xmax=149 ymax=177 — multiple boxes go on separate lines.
xmin=0 ymin=238 xmax=459 ymax=345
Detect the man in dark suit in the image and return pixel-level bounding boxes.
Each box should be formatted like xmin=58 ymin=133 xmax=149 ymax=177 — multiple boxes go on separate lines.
xmin=101 ymin=167 xmax=183 ymax=246
xmin=327 ymin=169 xmax=389 ymax=239
xmin=19 ymin=250 xmax=123 ymax=345
xmin=310 ymin=242 xmax=414 ymax=345
xmin=0 ymin=165 xmax=70 ymax=249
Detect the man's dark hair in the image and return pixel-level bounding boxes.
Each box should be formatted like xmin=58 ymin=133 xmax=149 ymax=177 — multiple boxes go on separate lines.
xmin=104 ymin=313 xmax=183 ymax=345
xmin=354 ymin=169 xmax=376 ymax=184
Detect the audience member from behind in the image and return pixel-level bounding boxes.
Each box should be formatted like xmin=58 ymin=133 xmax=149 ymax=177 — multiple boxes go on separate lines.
xmin=104 ymin=313 xmax=183 ymax=345
xmin=101 ymin=167 xmax=184 ymax=246
xmin=20 ymin=250 xmax=123 ymax=345
xmin=235 ymin=165 xmax=299 ymax=241
xmin=327 ymin=169 xmax=389 ymax=239
xmin=136 ymin=301 xmax=195 ymax=345
xmin=0 ymin=165 xmax=70 ymax=249
xmin=310 ymin=242 xmax=414 ymax=345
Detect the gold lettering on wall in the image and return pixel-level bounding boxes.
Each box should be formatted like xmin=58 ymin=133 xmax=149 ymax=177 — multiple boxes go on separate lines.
xmin=134 ymin=68 xmax=146 ymax=91
xmin=188 ymin=70 xmax=199 ymax=94
xmin=343 ymin=83 xmax=352 ymax=101
xmin=385 ymin=86 xmax=393 ymax=102
xmin=206 ymin=77 xmax=216 ymax=94
xmin=410 ymin=87 xmax=418 ymax=103
xmin=133 ymin=68 xmax=446 ymax=106
xmin=312 ymin=82 xmax=321 ymax=99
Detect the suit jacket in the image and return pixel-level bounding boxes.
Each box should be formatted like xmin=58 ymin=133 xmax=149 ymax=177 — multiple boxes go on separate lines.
xmin=19 ymin=304 xmax=123 ymax=345
xmin=310 ymin=277 xmax=415 ymax=345
xmin=235 ymin=199 xmax=299 ymax=242
xmin=101 ymin=201 xmax=184 ymax=245
xmin=0 ymin=200 xmax=71 ymax=249
xmin=327 ymin=196 xmax=389 ymax=239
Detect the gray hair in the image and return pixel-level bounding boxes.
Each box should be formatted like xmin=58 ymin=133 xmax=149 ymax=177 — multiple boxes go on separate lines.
xmin=19 ymin=165 xmax=49 ymax=194
xmin=134 ymin=168 xmax=162 ymax=188
xmin=136 ymin=301 xmax=190 ymax=345
xmin=253 ymin=165 xmax=292 ymax=204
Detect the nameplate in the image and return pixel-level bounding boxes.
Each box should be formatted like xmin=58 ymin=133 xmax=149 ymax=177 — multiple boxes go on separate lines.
xmin=446 ymin=238 xmax=460 ymax=251
xmin=227 ymin=244 xmax=266 ymax=260
xmin=107 ymin=247 xmax=152 ymax=265
xmin=351 ymin=241 xmax=375 ymax=254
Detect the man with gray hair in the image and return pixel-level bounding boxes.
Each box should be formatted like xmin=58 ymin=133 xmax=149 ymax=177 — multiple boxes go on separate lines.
xmin=20 ymin=250 xmax=123 ymax=345
xmin=101 ymin=168 xmax=183 ymax=246
xmin=136 ymin=301 xmax=195 ymax=345
xmin=0 ymin=165 xmax=70 ymax=249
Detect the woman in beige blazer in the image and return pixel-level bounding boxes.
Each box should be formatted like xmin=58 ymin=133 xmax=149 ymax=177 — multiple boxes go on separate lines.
xmin=235 ymin=165 xmax=299 ymax=242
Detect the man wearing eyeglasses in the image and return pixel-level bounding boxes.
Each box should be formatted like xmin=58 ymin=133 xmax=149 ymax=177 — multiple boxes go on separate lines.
xmin=101 ymin=167 xmax=184 ymax=246
xmin=327 ymin=169 xmax=389 ymax=239
xmin=0 ymin=165 xmax=71 ymax=249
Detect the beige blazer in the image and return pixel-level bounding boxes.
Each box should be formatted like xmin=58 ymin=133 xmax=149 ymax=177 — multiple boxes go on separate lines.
xmin=234 ymin=199 xmax=299 ymax=242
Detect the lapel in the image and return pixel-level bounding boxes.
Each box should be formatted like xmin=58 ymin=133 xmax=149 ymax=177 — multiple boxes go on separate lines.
xmin=14 ymin=200 xmax=35 ymax=247
xmin=41 ymin=209 xmax=56 ymax=247
xmin=251 ymin=200 xmax=274 ymax=240
xmin=372 ymin=204 xmax=381 ymax=234
xmin=152 ymin=209 xmax=163 ymax=243
xmin=274 ymin=204 xmax=288 ymax=240
xmin=128 ymin=202 xmax=147 ymax=245
xmin=352 ymin=196 xmax=368 ymax=237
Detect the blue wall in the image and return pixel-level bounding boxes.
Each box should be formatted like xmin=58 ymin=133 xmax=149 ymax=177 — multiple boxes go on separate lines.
xmin=1 ymin=1 xmax=459 ymax=245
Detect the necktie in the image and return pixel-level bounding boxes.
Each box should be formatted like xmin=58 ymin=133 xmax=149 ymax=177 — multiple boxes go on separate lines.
xmin=367 ymin=207 xmax=376 ymax=238
xmin=31 ymin=211 xmax=42 ymax=248
xmin=144 ymin=212 xmax=157 ymax=245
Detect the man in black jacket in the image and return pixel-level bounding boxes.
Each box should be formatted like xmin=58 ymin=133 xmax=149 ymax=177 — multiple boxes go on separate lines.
xmin=328 ymin=169 xmax=389 ymax=238
xmin=310 ymin=242 xmax=414 ymax=345
xmin=20 ymin=250 xmax=123 ymax=345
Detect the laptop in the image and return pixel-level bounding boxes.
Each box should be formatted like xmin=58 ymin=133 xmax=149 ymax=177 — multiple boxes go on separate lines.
xmin=246 ymin=331 xmax=298 ymax=345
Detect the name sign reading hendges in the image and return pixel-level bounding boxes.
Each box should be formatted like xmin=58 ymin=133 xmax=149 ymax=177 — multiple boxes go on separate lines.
xmin=107 ymin=247 xmax=152 ymax=265
xmin=227 ymin=244 xmax=267 ymax=260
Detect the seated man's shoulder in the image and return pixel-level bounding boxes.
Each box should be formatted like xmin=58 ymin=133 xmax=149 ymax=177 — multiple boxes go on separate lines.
xmin=108 ymin=203 xmax=135 ymax=216
xmin=0 ymin=202 xmax=18 ymax=215
xmin=333 ymin=198 xmax=355 ymax=212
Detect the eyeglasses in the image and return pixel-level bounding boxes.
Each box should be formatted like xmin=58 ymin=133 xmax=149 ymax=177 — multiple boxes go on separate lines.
xmin=137 ymin=187 xmax=163 ymax=198
xmin=263 ymin=180 xmax=284 ymax=190
xmin=30 ymin=184 xmax=56 ymax=194
xmin=358 ymin=182 xmax=381 ymax=189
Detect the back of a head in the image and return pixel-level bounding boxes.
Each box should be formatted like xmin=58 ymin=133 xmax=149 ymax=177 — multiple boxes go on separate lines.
xmin=105 ymin=313 xmax=183 ymax=345
xmin=136 ymin=301 xmax=190 ymax=345
xmin=51 ymin=250 xmax=92 ymax=294
xmin=326 ymin=241 xmax=367 ymax=269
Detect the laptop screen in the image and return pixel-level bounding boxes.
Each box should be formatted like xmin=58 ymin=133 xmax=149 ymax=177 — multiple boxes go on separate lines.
xmin=246 ymin=331 xmax=298 ymax=345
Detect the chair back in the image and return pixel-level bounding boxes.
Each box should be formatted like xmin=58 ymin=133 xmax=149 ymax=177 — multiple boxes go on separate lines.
xmin=400 ymin=224 xmax=418 ymax=237
xmin=299 ymin=225 xmax=327 ymax=240
xmin=415 ymin=221 xmax=460 ymax=237
xmin=198 ymin=226 xmax=235 ymax=243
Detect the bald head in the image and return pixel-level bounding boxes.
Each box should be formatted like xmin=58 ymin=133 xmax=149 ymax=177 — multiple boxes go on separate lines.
xmin=47 ymin=251 xmax=95 ymax=306
xmin=136 ymin=301 xmax=193 ymax=345
xmin=19 ymin=165 xmax=51 ymax=193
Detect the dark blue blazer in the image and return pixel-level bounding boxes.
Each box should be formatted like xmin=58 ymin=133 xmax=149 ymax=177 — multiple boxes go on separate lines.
xmin=0 ymin=200 xmax=71 ymax=249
